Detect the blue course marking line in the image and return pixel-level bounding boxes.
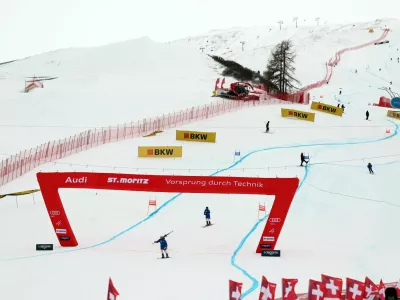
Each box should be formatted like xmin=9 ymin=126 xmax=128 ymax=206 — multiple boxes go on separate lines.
xmin=0 ymin=120 xmax=398 ymax=263
xmin=234 ymin=166 xmax=310 ymax=299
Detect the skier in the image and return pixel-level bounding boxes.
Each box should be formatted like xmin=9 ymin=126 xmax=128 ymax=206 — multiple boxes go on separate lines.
xmin=367 ymin=163 xmax=374 ymax=174
xmin=266 ymin=121 xmax=270 ymax=133
xmin=153 ymin=232 xmax=172 ymax=259
xmin=339 ymin=90 xmax=342 ymax=95
xmin=204 ymin=206 xmax=211 ymax=226
xmin=366 ymin=110 xmax=370 ymax=120
xmin=341 ymin=104 xmax=345 ymax=111
xmin=300 ymin=152 xmax=305 ymax=166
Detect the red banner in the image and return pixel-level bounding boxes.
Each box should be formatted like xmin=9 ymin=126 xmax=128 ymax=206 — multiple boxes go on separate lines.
xmin=36 ymin=172 xmax=299 ymax=252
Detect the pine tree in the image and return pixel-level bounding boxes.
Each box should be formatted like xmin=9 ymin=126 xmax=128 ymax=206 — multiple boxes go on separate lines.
xmin=264 ymin=40 xmax=300 ymax=93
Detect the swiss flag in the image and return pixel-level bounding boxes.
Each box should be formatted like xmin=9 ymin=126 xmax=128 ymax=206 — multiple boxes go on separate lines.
xmin=229 ymin=280 xmax=243 ymax=300
xmin=395 ymin=280 xmax=400 ymax=298
xmin=378 ymin=280 xmax=386 ymax=300
xmin=308 ymin=279 xmax=327 ymax=300
xmin=321 ymin=274 xmax=343 ymax=299
xmin=346 ymin=278 xmax=365 ymax=300
xmin=259 ymin=276 xmax=277 ymax=300
xmin=364 ymin=277 xmax=379 ymax=300
xmin=107 ymin=278 xmax=119 ymax=300
xmin=282 ymin=278 xmax=298 ymax=300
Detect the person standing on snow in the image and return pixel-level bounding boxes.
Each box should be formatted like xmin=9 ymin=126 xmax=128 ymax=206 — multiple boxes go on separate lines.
xmin=204 ymin=207 xmax=211 ymax=226
xmin=266 ymin=121 xmax=270 ymax=133
xmin=367 ymin=163 xmax=374 ymax=174
xmin=366 ymin=110 xmax=370 ymax=120
xmin=153 ymin=232 xmax=172 ymax=258
xmin=300 ymin=153 xmax=305 ymax=166
xmin=341 ymin=104 xmax=345 ymax=111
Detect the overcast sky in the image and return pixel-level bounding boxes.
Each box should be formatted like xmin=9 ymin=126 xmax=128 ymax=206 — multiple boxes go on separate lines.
xmin=0 ymin=0 xmax=398 ymax=62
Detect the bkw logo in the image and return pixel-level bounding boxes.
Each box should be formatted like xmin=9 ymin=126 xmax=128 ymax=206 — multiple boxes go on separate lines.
xmin=319 ymin=105 xmax=336 ymax=113
xmin=190 ymin=133 xmax=208 ymax=140
xmin=150 ymin=149 xmax=174 ymax=156
xmin=293 ymin=112 xmax=308 ymax=118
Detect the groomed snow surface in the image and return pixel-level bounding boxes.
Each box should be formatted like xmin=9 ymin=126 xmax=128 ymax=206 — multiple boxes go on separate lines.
xmin=1 ymin=19 xmax=400 ymax=300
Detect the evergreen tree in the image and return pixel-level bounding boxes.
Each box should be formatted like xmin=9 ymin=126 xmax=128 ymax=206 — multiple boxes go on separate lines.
xmin=264 ymin=40 xmax=300 ymax=93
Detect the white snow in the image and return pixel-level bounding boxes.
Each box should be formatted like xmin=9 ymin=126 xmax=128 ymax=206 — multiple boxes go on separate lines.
xmin=1 ymin=18 xmax=400 ymax=300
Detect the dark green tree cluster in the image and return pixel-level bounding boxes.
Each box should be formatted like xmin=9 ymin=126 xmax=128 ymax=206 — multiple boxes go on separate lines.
xmin=210 ymin=39 xmax=299 ymax=94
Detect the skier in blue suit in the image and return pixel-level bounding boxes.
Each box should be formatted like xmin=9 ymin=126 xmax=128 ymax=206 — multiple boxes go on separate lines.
xmin=153 ymin=232 xmax=172 ymax=258
xmin=204 ymin=206 xmax=211 ymax=226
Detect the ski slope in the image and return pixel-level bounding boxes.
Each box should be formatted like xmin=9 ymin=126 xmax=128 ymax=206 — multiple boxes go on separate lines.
xmin=0 ymin=19 xmax=400 ymax=300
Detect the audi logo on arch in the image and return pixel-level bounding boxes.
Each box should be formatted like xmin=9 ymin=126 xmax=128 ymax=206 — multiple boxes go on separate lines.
xmin=269 ymin=218 xmax=281 ymax=223
xmin=50 ymin=210 xmax=60 ymax=216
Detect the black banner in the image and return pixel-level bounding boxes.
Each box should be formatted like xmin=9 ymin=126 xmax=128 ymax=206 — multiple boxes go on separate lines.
xmin=36 ymin=244 xmax=53 ymax=251
xmin=261 ymin=250 xmax=280 ymax=257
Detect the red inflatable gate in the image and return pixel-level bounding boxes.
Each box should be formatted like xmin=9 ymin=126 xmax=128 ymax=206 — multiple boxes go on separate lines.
xmin=36 ymin=172 xmax=299 ymax=253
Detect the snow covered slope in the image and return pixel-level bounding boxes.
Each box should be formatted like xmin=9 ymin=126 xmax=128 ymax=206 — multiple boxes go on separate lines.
xmin=173 ymin=18 xmax=399 ymax=95
xmin=0 ymin=18 xmax=400 ymax=300
xmin=0 ymin=37 xmax=217 ymax=154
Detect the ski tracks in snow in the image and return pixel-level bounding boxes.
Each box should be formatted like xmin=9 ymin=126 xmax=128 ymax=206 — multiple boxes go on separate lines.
xmin=0 ymin=120 xmax=398 ymax=300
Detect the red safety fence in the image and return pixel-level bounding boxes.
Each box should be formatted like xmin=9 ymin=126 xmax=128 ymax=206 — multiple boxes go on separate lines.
xmin=0 ymin=97 xmax=291 ymax=186
xmin=300 ymin=28 xmax=390 ymax=92
xmin=0 ymin=28 xmax=391 ymax=187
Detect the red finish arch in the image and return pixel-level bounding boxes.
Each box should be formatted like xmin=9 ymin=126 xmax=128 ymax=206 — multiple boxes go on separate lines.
xmin=36 ymin=172 xmax=299 ymax=253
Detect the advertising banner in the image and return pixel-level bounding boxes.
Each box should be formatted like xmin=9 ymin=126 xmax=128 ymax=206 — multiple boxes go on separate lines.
xmin=138 ymin=146 xmax=182 ymax=158
xmin=281 ymin=108 xmax=315 ymax=122
xmin=387 ymin=110 xmax=400 ymax=120
xmin=311 ymin=101 xmax=343 ymax=116
xmin=176 ymin=130 xmax=216 ymax=143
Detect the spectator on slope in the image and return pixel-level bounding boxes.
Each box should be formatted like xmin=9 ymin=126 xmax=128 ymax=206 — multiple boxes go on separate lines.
xmin=367 ymin=163 xmax=374 ymax=174
xmin=341 ymin=104 xmax=345 ymax=111
xmin=204 ymin=207 xmax=211 ymax=226
xmin=366 ymin=110 xmax=370 ymax=120
xmin=385 ymin=287 xmax=398 ymax=300
xmin=337 ymin=104 xmax=340 ymax=107
xmin=266 ymin=121 xmax=270 ymax=133
xmin=339 ymin=90 xmax=342 ymax=95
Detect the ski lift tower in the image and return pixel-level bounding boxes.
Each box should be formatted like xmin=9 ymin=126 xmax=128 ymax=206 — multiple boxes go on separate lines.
xmin=293 ymin=17 xmax=298 ymax=28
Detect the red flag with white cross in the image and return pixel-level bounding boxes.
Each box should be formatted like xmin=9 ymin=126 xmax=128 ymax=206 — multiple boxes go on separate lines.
xmin=378 ymin=280 xmax=386 ymax=300
xmin=321 ymin=274 xmax=343 ymax=299
xmin=308 ymin=279 xmax=327 ymax=300
xmin=282 ymin=278 xmax=298 ymax=300
xmin=395 ymin=280 xmax=400 ymax=298
xmin=346 ymin=278 xmax=365 ymax=300
xmin=107 ymin=278 xmax=119 ymax=300
xmin=364 ymin=277 xmax=379 ymax=300
xmin=229 ymin=280 xmax=243 ymax=300
xmin=259 ymin=276 xmax=277 ymax=300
